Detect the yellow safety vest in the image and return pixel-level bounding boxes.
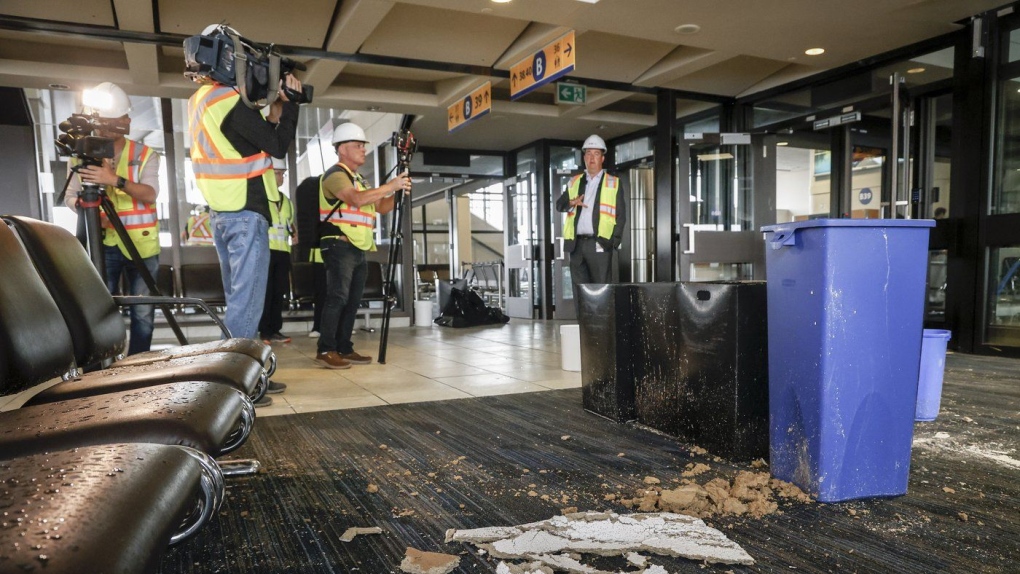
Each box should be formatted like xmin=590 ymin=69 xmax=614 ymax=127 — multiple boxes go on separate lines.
xmin=269 ymin=195 xmax=294 ymax=253
xmin=74 ymin=140 xmax=160 ymax=259
xmin=319 ymin=164 xmax=376 ymax=252
xmin=310 ymin=248 xmax=322 ymax=263
xmin=185 ymin=212 xmax=214 ymax=245
xmin=562 ymin=172 xmax=620 ymax=242
xmin=188 ymin=83 xmax=278 ymax=211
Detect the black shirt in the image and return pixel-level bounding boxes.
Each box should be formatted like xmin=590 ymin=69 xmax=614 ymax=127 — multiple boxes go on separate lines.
xmin=219 ymin=98 xmax=299 ymax=222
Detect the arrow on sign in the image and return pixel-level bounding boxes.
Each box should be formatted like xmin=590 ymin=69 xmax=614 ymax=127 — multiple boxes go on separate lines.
xmin=560 ymin=86 xmax=572 ymax=99
xmin=565 ymin=42 xmax=572 ymax=57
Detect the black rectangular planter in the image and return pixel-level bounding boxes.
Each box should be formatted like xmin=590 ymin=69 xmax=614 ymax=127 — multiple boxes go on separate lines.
xmin=578 ymin=281 xmax=768 ymax=461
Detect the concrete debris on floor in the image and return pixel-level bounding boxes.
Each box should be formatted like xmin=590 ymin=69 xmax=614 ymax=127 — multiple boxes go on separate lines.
xmin=339 ymin=526 xmax=383 ymax=542
xmin=446 ymin=511 xmax=754 ymax=572
xmin=400 ymin=547 xmax=460 ymax=574
xmin=622 ymin=470 xmax=812 ymax=519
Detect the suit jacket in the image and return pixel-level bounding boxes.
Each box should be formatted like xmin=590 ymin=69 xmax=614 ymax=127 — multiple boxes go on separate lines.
xmin=555 ymin=171 xmax=627 ymax=254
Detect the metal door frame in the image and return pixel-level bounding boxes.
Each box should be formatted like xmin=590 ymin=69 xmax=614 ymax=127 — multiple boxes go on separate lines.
xmin=677 ymin=133 xmax=770 ymax=281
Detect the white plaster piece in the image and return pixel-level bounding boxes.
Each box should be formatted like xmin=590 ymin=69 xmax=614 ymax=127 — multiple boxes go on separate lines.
xmin=448 ymin=511 xmax=754 ymax=567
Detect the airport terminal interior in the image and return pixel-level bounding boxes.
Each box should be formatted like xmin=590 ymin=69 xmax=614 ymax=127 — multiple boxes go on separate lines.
xmin=0 ymin=1 xmax=1018 ymax=572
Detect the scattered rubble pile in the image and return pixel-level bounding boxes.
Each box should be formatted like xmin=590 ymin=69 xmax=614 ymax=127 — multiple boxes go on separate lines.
xmin=446 ymin=511 xmax=755 ymax=573
xmin=620 ymin=470 xmax=812 ymax=519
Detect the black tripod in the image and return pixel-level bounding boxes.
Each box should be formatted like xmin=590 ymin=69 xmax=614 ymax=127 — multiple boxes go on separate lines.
xmin=377 ymin=127 xmax=417 ymax=364
xmin=73 ymin=179 xmax=190 ymax=345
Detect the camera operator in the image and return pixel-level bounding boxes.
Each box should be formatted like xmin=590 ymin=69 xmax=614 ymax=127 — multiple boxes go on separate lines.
xmin=64 ymin=81 xmax=161 ymax=356
xmin=314 ymin=123 xmax=411 ymax=369
xmin=187 ymin=24 xmax=302 ymax=349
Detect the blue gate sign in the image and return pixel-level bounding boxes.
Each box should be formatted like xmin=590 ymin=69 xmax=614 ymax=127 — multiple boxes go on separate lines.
xmin=859 ymin=187 xmax=873 ymax=205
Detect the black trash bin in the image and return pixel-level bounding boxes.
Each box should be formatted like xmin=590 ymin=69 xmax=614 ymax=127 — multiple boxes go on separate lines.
xmin=633 ymin=281 xmax=768 ymax=461
xmin=577 ymin=283 xmax=635 ymax=422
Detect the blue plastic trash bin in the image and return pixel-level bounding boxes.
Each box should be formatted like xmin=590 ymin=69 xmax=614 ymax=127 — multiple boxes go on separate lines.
xmin=915 ymin=329 xmax=952 ymax=422
xmin=762 ymin=218 xmax=935 ymax=503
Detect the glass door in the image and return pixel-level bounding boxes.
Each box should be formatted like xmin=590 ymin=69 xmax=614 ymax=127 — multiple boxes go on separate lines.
xmin=677 ymin=133 xmax=763 ymax=281
xmin=504 ymin=173 xmax=537 ymax=319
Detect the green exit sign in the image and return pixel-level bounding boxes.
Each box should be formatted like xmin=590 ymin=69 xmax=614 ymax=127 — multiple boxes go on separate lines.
xmin=556 ymin=83 xmax=586 ymax=105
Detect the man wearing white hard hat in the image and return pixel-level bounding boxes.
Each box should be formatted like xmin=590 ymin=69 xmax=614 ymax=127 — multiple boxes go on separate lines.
xmin=314 ymin=122 xmax=411 ymax=369
xmin=64 ymin=81 xmax=162 ymax=356
xmin=555 ymin=134 xmax=628 ymax=313
xmin=258 ymin=157 xmax=295 ymax=347
xmin=186 ymin=23 xmax=302 ymax=356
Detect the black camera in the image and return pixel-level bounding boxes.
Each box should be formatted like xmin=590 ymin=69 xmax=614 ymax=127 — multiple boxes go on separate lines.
xmin=55 ymin=113 xmax=124 ymax=166
xmin=183 ymin=25 xmax=313 ymax=108
xmin=391 ymin=129 xmax=418 ymax=169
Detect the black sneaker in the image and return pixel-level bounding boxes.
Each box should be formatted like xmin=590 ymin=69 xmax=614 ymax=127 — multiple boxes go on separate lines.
xmin=254 ymin=395 xmax=273 ymax=408
xmin=266 ymin=380 xmax=287 ymax=394
xmin=263 ymin=332 xmax=292 ymax=345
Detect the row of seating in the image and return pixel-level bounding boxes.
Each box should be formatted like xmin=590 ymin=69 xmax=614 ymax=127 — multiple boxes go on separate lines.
xmin=0 ymin=216 xmax=277 ymax=572
xmin=464 ymin=260 xmax=503 ymax=306
xmin=155 ymin=258 xmax=388 ymax=326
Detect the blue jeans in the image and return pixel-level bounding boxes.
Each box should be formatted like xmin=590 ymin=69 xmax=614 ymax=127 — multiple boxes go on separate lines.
xmin=317 ymin=238 xmax=366 ymax=355
xmin=104 ymin=246 xmax=160 ymax=356
xmin=212 ymin=210 xmax=270 ymax=340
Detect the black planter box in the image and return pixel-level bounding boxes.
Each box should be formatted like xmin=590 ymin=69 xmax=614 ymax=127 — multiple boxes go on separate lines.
xmin=578 ymin=281 xmax=769 ymax=461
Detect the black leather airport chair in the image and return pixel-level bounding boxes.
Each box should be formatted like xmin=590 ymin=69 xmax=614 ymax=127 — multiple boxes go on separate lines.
xmin=0 ymin=219 xmax=266 ymax=403
xmin=3 ymin=215 xmax=276 ymax=378
xmin=0 ymin=443 xmax=225 ymax=572
xmin=0 ymin=382 xmax=255 ymax=458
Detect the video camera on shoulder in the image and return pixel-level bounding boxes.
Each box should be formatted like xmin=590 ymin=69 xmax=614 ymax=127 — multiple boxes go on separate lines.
xmin=183 ymin=24 xmax=314 ymax=109
xmin=54 ymin=113 xmax=125 ymax=166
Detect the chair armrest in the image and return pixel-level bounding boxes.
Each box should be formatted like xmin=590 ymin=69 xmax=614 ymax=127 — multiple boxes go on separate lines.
xmin=114 ymin=295 xmax=232 ymax=339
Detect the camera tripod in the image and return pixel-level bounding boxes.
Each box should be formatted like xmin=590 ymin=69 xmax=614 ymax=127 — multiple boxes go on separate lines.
xmin=377 ymin=127 xmax=417 ymax=365
xmin=74 ymin=181 xmax=190 ymax=346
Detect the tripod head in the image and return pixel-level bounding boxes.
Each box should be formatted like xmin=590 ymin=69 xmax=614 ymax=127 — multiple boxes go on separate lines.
xmin=391 ymin=129 xmax=417 ymax=173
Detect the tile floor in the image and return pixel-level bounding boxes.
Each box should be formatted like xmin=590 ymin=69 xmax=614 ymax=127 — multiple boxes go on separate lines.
xmin=0 ymin=321 xmax=581 ymax=415
xmin=231 ymin=321 xmax=579 ymax=417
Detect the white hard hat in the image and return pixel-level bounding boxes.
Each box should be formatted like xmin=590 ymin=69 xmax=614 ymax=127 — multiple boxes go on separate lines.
xmin=582 ymin=134 xmax=607 ymax=152
xmin=83 ymin=82 xmax=130 ymax=118
xmin=331 ymin=122 xmax=369 ymax=145
xmin=272 ymin=157 xmax=287 ymax=170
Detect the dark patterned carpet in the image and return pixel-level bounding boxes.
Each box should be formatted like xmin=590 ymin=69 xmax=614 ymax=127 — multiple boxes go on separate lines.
xmin=162 ymin=353 xmax=1019 ymax=573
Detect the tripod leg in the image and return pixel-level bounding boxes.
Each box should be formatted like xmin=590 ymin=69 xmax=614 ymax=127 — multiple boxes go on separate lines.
xmin=100 ymin=196 xmax=189 ymax=345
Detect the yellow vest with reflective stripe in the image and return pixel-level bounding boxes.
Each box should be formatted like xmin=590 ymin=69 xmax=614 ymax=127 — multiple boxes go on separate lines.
xmin=269 ymin=194 xmax=293 ymax=253
xmin=563 ymin=172 xmax=620 ymax=242
xmin=319 ymin=164 xmax=376 ymax=252
xmin=188 ymin=83 xmax=278 ymax=211
xmin=73 ymin=140 xmax=160 ymax=259
xmin=185 ymin=212 xmax=214 ymax=245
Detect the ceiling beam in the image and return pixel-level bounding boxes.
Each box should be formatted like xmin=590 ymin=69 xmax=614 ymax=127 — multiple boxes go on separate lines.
xmin=304 ymin=0 xmax=396 ymax=90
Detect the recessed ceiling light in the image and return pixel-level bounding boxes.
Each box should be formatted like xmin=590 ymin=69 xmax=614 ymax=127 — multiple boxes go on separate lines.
xmin=366 ymin=106 xmax=380 ymax=112
xmin=674 ymin=24 xmax=701 ymax=35
xmin=576 ymin=0 xmax=600 ymax=3
xmin=805 ymin=48 xmax=825 ymax=56
xmin=48 ymin=83 xmax=70 ymax=90
xmin=491 ymin=0 xmax=511 ymax=3
xmin=777 ymin=142 xmax=789 ymax=146
xmin=907 ymin=67 xmax=925 ymax=74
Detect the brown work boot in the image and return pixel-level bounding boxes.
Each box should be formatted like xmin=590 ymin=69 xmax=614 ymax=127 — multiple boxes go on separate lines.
xmin=340 ymin=351 xmax=372 ymax=365
xmin=315 ymin=351 xmax=352 ymax=369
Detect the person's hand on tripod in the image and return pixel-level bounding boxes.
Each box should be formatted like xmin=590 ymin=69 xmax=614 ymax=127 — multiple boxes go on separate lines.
xmin=78 ymin=159 xmax=117 ymax=189
xmin=387 ymin=171 xmax=412 ymax=197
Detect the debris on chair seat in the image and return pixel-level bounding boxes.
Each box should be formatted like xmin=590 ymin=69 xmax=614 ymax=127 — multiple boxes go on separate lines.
xmin=339 ymin=526 xmax=383 ymax=542
xmin=446 ymin=511 xmax=754 ymax=571
xmin=399 ymin=547 xmax=460 ymax=574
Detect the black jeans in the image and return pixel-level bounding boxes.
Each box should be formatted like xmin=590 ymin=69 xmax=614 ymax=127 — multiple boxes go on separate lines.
xmin=317 ymin=238 xmax=366 ymax=355
xmin=258 ymin=249 xmax=291 ymax=338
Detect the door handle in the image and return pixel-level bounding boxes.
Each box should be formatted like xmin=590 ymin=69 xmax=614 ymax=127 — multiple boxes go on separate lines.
xmin=682 ymin=223 xmax=696 ymax=255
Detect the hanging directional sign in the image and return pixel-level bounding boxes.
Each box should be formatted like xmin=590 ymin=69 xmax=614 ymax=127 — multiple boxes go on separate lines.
xmin=555 ymin=82 xmax=586 ymax=105
xmin=510 ymin=30 xmax=576 ymax=100
xmin=447 ymin=81 xmax=492 ymax=133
